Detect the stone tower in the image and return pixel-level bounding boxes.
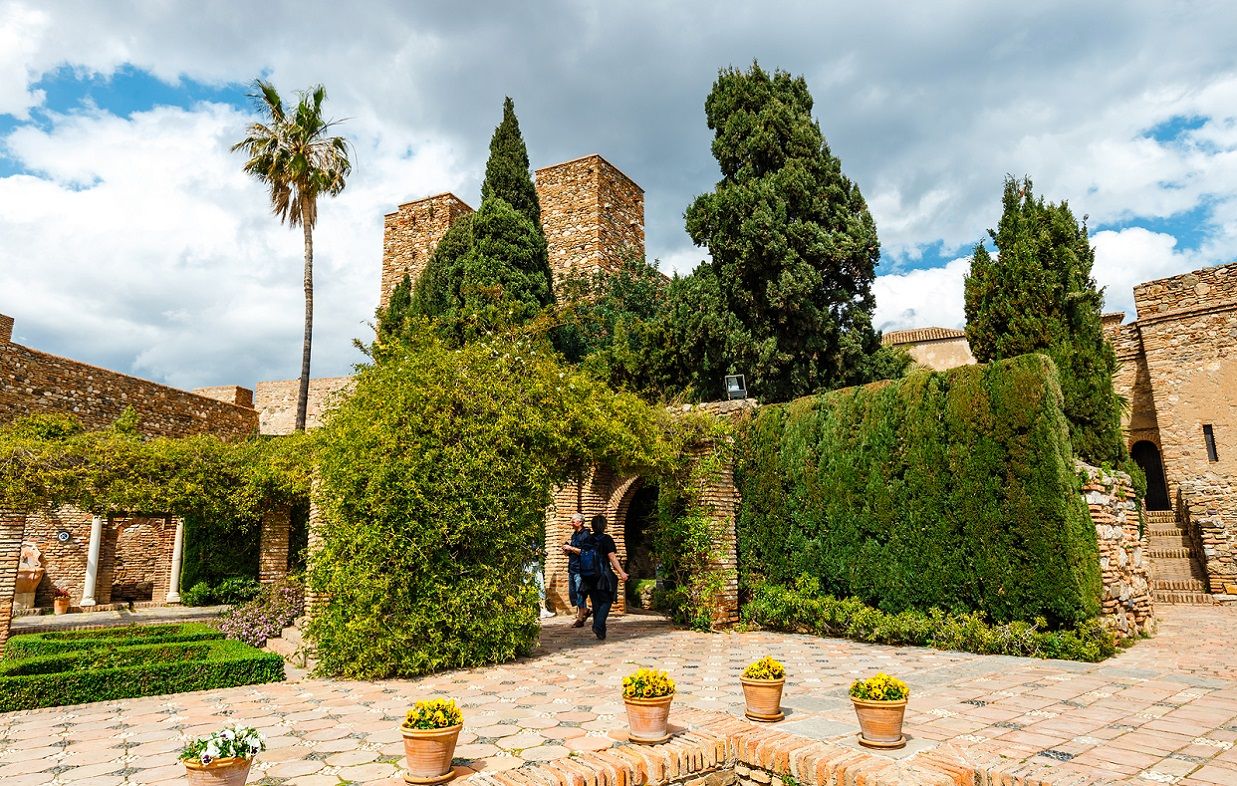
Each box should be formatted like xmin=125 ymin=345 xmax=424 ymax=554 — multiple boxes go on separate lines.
xmin=378 ymin=154 xmax=644 ymax=309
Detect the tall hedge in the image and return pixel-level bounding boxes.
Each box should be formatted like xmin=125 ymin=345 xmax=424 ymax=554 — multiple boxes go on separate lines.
xmin=735 ymin=354 xmax=1100 ymax=627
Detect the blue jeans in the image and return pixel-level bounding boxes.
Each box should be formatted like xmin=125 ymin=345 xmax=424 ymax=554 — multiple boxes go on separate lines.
xmin=568 ymin=571 xmax=588 ymax=609
xmin=586 ymin=580 xmax=614 ymax=639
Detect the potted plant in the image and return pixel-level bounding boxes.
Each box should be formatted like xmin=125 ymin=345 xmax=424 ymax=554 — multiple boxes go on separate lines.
xmin=740 ymin=656 xmax=785 ymax=721
xmin=849 ymin=673 xmax=909 ymax=749
xmin=400 ymin=698 xmax=464 ymax=784
xmin=52 ymin=586 xmax=71 ymax=615
xmin=622 ymin=668 xmax=675 ymax=744
xmin=180 ymin=724 xmax=266 ymax=785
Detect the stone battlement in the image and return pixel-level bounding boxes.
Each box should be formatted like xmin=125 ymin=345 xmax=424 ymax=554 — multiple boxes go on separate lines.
xmin=1133 ymin=260 xmax=1237 ymax=318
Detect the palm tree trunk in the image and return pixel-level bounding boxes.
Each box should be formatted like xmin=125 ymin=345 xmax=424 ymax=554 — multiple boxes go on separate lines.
xmin=296 ymin=213 xmax=314 ymax=432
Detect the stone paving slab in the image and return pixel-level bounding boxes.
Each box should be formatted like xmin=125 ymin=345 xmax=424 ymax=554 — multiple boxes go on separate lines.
xmin=1 ymin=605 xmax=1236 ymax=784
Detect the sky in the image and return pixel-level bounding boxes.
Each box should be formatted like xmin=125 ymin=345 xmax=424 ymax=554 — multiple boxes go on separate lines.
xmin=2 ymin=1 xmax=1236 ymax=390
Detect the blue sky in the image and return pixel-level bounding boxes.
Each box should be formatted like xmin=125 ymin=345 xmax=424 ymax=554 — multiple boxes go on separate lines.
xmin=1 ymin=1 xmax=1235 ymax=388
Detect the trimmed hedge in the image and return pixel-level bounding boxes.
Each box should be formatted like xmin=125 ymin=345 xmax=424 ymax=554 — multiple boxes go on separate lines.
xmin=3 ymin=623 xmax=223 ymax=660
xmin=744 ymin=579 xmax=1117 ymax=662
xmin=0 ymin=639 xmax=283 ymax=711
xmin=735 ymin=354 xmax=1102 ymax=627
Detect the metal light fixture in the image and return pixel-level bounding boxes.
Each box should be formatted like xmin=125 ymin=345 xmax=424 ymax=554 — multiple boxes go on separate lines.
xmin=725 ymin=374 xmax=747 ymax=401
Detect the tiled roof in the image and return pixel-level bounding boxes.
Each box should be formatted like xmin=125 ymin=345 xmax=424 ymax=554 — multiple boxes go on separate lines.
xmin=881 ymin=326 xmax=967 ymax=346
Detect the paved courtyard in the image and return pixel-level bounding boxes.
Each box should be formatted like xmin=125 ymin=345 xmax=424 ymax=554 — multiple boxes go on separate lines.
xmin=2 ymin=604 xmax=1237 ymax=785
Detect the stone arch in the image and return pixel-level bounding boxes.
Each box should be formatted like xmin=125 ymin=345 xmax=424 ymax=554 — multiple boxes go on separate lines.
xmin=1132 ymin=440 xmax=1171 ymax=511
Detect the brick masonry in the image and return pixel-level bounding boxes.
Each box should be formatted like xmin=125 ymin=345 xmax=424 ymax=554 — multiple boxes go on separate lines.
xmin=253 ymin=376 xmax=355 ymax=436
xmin=0 ymin=313 xmax=257 ymax=439
xmin=0 ymin=510 xmax=22 ymax=656
xmin=259 ymin=505 xmax=292 ymax=584
xmin=377 ymin=154 xmax=645 ymax=310
xmin=1078 ymin=461 xmax=1154 ymax=639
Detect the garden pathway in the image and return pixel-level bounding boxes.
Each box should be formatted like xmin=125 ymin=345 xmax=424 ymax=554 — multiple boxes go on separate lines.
xmin=1 ymin=604 xmax=1236 ymax=785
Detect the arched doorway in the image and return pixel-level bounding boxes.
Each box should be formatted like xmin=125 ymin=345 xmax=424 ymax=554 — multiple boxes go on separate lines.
xmin=619 ymin=481 xmax=659 ymax=610
xmin=1132 ymin=440 xmax=1171 ymax=511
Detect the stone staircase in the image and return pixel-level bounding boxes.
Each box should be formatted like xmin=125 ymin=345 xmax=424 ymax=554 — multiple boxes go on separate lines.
xmin=264 ymin=616 xmax=315 ymax=679
xmin=1146 ymin=510 xmax=1214 ymax=604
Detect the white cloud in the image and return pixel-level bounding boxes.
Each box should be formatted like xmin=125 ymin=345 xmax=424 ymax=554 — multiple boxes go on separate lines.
xmin=873 ymin=257 xmax=970 ymax=332
xmin=1092 ymin=228 xmax=1192 ymax=319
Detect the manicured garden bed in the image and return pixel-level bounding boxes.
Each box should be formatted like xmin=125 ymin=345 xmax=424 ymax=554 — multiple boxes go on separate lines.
xmin=2 ymin=622 xmax=224 ymax=660
xmin=0 ymin=635 xmax=283 ymax=711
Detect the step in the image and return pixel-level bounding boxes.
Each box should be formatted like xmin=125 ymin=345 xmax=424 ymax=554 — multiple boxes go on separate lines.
xmin=1152 ymin=557 xmax=1207 ymax=583
xmin=1153 ymin=590 xmax=1214 ymax=605
xmin=1145 ymin=511 xmax=1178 ymax=524
xmin=1153 ymin=578 xmax=1209 ymax=592
xmin=1147 ymin=526 xmax=1188 ymax=537
xmin=1148 ymin=548 xmax=1195 ymax=560
xmin=1148 ymin=534 xmax=1192 ymax=549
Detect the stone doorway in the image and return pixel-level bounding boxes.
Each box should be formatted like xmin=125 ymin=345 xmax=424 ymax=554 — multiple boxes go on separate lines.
xmin=618 ymin=480 xmax=659 ymax=610
xmin=1132 ymin=440 xmax=1171 ymax=511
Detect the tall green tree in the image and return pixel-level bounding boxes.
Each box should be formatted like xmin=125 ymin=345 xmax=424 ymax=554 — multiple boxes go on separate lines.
xmin=233 ymin=81 xmax=351 ymax=431
xmin=964 ymin=176 xmax=1124 ymax=465
xmin=398 ymin=98 xmax=553 ymax=344
xmin=680 ymin=63 xmax=881 ymax=403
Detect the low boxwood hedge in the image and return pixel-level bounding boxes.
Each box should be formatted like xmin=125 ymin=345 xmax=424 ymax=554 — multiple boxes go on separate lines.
xmin=3 ymin=623 xmax=224 ymax=660
xmin=0 ymin=638 xmax=284 ymax=711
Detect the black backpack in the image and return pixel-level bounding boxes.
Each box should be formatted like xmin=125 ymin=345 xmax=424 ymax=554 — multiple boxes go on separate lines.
xmin=577 ymin=536 xmax=600 ymax=578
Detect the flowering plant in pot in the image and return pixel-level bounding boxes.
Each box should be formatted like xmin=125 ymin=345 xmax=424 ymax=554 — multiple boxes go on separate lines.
xmin=179 ymin=724 xmax=266 ymax=785
xmin=740 ymin=656 xmax=785 ymax=722
xmin=621 ymin=668 xmax=675 ymax=744
xmin=849 ymin=673 xmax=909 ymax=749
xmin=52 ymin=586 xmax=71 ymax=615
xmin=400 ymin=698 xmax=464 ymax=784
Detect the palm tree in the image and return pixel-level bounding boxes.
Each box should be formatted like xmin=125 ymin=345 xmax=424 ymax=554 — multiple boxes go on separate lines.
xmin=233 ymin=80 xmax=351 ymax=431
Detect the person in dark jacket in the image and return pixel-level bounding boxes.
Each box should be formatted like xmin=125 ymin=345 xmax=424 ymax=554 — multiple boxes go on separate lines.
xmin=583 ymin=514 xmax=628 ymax=640
xmin=560 ymin=512 xmax=593 ymax=627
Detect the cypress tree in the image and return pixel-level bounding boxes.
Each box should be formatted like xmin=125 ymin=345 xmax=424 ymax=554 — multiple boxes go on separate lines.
xmin=680 ymin=63 xmax=881 ymax=403
xmin=481 ymin=97 xmax=542 ymax=230
xmin=964 ymin=176 xmax=1124 ymax=465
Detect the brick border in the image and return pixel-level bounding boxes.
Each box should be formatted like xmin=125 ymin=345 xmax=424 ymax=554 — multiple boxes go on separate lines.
xmin=468 ymin=708 xmax=1115 ymax=786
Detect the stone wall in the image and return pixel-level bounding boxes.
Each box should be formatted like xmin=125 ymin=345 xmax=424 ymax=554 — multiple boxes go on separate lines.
xmin=535 ymin=155 xmax=645 ymax=289
xmin=1078 ymin=462 xmax=1154 ymax=639
xmin=881 ymin=328 xmax=976 ymax=371
xmin=379 ymin=193 xmax=475 ymax=310
xmin=110 ymin=515 xmax=176 ymax=602
xmin=0 ymin=315 xmax=257 ymax=439
xmin=1132 ymin=262 xmax=1237 ymax=316
xmin=253 ymin=376 xmax=355 ymax=436
xmin=192 ymin=385 xmax=255 ymax=408
xmin=24 ymin=507 xmax=93 ymax=606
xmin=1176 ymin=474 xmax=1237 ymax=594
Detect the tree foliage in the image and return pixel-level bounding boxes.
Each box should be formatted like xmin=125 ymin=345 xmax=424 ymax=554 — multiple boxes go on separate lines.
xmin=964 ymin=176 xmax=1124 ymax=465
xmin=482 ymin=97 xmax=542 ymax=229
xmin=307 ymin=329 xmax=677 ymax=678
xmin=678 ymin=63 xmax=882 ymax=403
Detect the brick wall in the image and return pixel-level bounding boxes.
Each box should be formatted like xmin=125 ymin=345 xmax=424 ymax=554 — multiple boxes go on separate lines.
xmin=1078 ymin=462 xmax=1154 ymax=639
xmin=379 ymin=193 xmax=474 ymax=310
xmin=0 ymin=316 xmax=257 ymax=439
xmin=535 ymin=155 xmax=645 ymax=289
xmin=253 ymin=376 xmax=355 ymax=435
xmin=24 ymin=507 xmax=93 ymax=606
xmin=110 ymin=515 xmax=176 ymax=602
xmin=0 ymin=511 xmax=22 ymax=656
xmin=259 ymin=505 xmax=291 ymax=584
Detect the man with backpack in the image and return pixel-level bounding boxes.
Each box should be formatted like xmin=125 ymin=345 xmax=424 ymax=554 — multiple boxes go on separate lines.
xmin=561 ymin=512 xmax=595 ymax=627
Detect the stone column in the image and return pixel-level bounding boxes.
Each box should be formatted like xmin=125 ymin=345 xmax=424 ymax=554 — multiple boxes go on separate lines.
xmin=80 ymin=514 xmax=104 ymax=607
xmin=259 ymin=505 xmax=292 ymax=584
xmin=0 ymin=511 xmax=26 ymax=657
xmin=166 ymin=517 xmax=184 ymax=603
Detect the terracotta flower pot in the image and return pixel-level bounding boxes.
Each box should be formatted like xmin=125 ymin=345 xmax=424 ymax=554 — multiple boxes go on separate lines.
xmin=401 ymin=724 xmax=462 ymax=784
xmin=852 ymin=698 xmax=907 ymax=749
xmin=183 ymin=757 xmax=253 ymax=786
xmin=53 ymin=597 xmax=70 ymax=615
xmin=740 ymin=677 xmax=785 ymax=722
xmin=624 ymin=694 xmax=674 ymax=743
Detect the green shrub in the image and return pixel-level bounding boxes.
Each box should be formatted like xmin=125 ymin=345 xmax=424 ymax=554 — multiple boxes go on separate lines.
xmin=743 ymin=578 xmax=1116 ymax=662
xmin=0 ymin=639 xmax=283 ymax=711
xmin=181 ymin=581 xmax=215 ymax=606
xmin=179 ymin=577 xmax=262 ymax=607
xmin=307 ymin=331 xmax=673 ymax=679
xmin=3 ymin=623 xmax=223 ymax=660
xmin=735 ymin=354 xmax=1101 ymax=628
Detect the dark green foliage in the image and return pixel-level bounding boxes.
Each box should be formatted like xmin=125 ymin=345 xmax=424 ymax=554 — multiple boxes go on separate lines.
xmin=180 ymin=512 xmax=260 ymax=593
xmin=0 ymin=639 xmax=282 ymax=711
xmin=679 ymin=62 xmax=882 ymax=403
xmin=3 ymin=623 xmax=223 ymax=661
xmin=735 ymin=354 xmax=1101 ymax=628
xmin=744 ymin=579 xmax=1116 ymax=662
xmin=482 ymin=97 xmax=542 ymax=229
xmin=179 ymin=576 xmax=262 ymax=607
xmin=964 ymin=176 xmax=1124 ymax=465
xmin=307 ymin=331 xmax=673 ymax=679
xmin=377 ymin=273 xmax=414 ymax=345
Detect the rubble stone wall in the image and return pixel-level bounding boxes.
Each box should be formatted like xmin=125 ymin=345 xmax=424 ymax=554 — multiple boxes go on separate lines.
xmin=0 ymin=317 xmax=257 ymax=439
xmin=253 ymin=376 xmax=355 ymax=436
xmin=379 ymin=193 xmax=474 ymax=310
xmin=1177 ymin=474 xmax=1237 ymax=594
xmin=1078 ymin=462 xmax=1154 ymax=638
xmin=0 ymin=511 xmax=23 ymax=656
